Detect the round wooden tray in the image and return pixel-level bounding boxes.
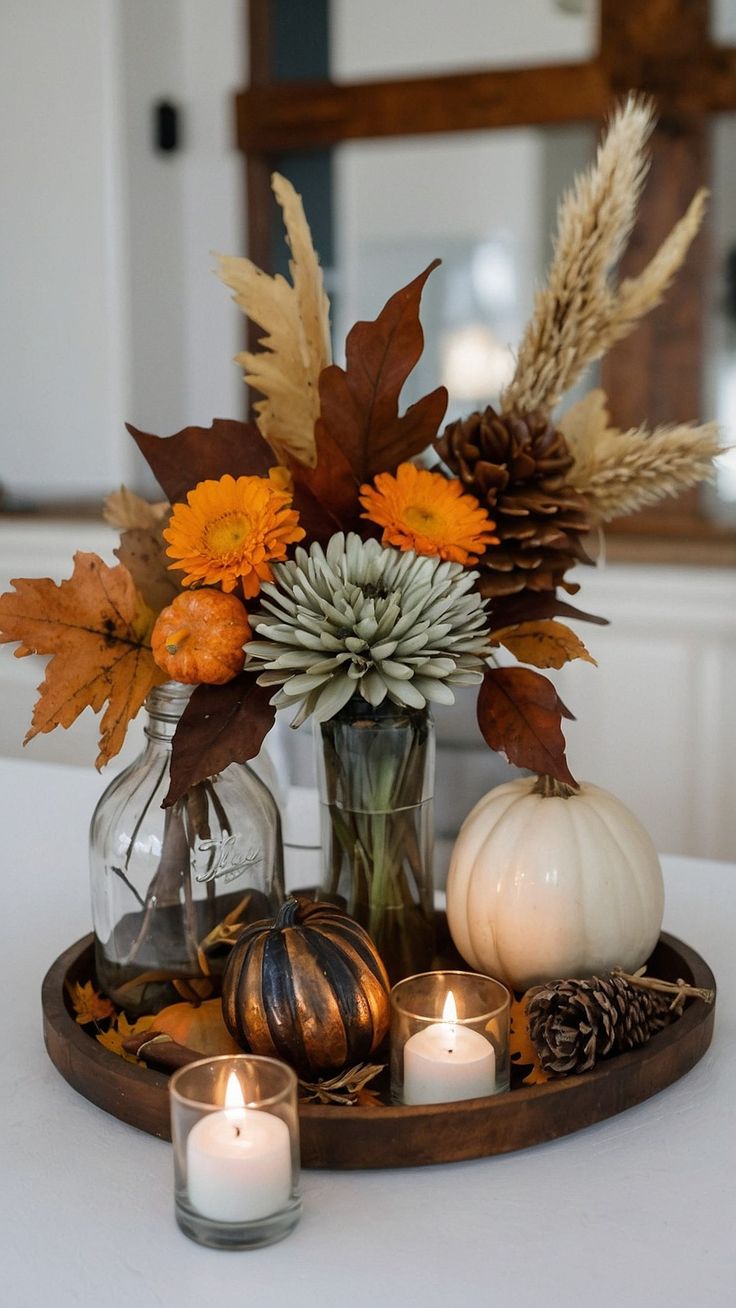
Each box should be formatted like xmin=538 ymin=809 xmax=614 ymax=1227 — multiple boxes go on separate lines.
xmin=42 ymin=924 xmax=716 ymax=1170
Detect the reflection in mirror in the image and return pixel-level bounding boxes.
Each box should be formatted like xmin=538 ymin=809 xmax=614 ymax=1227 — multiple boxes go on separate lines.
xmin=332 ymin=125 xmax=594 ymax=423
xmin=707 ymin=114 xmax=736 ymax=515
xmin=712 ymin=0 xmax=736 ymax=45
xmin=331 ymin=0 xmax=599 ymax=82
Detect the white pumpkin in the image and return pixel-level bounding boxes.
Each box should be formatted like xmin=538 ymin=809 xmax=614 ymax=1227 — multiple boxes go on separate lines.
xmin=446 ymin=776 xmax=664 ymax=992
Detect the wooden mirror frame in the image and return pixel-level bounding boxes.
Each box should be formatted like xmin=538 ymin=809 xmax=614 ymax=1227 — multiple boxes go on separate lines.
xmin=237 ymin=0 xmax=736 ymax=561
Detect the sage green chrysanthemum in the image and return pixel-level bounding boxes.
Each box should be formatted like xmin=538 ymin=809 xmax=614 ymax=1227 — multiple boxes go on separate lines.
xmin=245 ymin=532 xmax=490 ymax=724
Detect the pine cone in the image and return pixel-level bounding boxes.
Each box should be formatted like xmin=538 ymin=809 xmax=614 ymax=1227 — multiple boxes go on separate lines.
xmin=526 ymin=974 xmax=675 ymax=1076
xmin=437 ymin=406 xmax=592 ymax=598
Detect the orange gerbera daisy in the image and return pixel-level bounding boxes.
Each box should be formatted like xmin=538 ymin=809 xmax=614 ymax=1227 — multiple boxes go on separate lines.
xmin=360 ymin=462 xmax=498 ymax=565
xmin=164 ymin=472 xmax=305 ymax=597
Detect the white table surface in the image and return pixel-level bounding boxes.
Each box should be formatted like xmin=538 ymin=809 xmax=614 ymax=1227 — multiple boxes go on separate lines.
xmin=0 ymin=755 xmax=733 ymax=1308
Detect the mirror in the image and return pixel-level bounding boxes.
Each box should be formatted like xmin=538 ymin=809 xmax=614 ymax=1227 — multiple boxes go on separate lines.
xmin=706 ymin=112 xmax=736 ymax=510
xmin=330 ymin=0 xmax=599 ymax=81
xmin=331 ymin=125 xmax=594 ymax=421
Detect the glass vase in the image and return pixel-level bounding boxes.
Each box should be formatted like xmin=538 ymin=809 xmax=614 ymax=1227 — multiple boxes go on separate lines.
xmin=90 ymin=681 xmax=284 ymax=1016
xmin=316 ymin=696 xmax=435 ymax=983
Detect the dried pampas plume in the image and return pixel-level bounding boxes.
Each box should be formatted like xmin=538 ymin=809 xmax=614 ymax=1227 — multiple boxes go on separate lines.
xmin=215 ymin=173 xmax=331 ymax=468
xmin=502 ymin=95 xmax=707 ymax=416
xmin=560 ymin=390 xmax=721 ymax=523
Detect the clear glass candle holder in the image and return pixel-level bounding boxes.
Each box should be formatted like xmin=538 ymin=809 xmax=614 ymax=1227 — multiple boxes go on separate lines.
xmin=170 ymin=1055 xmax=301 ymax=1250
xmin=391 ymin=971 xmax=510 ymax=1105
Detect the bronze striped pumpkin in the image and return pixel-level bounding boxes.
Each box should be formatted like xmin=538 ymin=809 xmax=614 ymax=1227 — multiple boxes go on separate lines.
xmin=221 ymin=896 xmax=391 ymax=1077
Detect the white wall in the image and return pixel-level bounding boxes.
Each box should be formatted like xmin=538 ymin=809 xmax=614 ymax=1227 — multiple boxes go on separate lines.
xmin=549 ymin=566 xmax=736 ymax=861
xmin=0 ymin=0 xmax=246 ymax=505
xmin=120 ymin=0 xmax=246 ymax=444
xmin=0 ymin=0 xmax=129 ymax=502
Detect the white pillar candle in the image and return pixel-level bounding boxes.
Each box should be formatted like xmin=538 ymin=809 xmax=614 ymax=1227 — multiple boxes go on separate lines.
xmin=402 ymin=990 xmax=496 ymax=1105
xmin=186 ymin=1074 xmax=292 ymax=1224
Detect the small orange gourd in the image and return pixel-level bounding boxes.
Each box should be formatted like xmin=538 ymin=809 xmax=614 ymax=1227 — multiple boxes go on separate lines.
xmin=151 ymin=590 xmax=252 ymax=685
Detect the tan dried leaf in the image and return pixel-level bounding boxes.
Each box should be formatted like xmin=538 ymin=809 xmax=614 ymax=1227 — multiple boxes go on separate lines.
xmin=215 ymin=172 xmax=331 ymax=468
xmin=493 ymin=619 xmax=597 ymax=670
xmin=298 ymin=1063 xmax=385 ymax=1106
xmin=103 ymin=486 xmax=169 ymax=530
xmin=114 ymin=525 xmax=182 ymax=614
xmin=509 ymin=994 xmax=550 ymax=1087
xmin=558 ymin=388 xmax=610 ymax=452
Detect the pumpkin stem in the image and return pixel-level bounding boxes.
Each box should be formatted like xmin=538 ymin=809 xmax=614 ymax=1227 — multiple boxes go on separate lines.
xmin=274 ymin=896 xmax=301 ymax=929
xmin=533 ymin=773 xmax=578 ymax=800
xmin=165 ymin=627 xmax=189 ymax=654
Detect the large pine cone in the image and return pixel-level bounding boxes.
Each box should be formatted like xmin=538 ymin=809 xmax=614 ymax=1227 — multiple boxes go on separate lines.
xmin=526 ymin=974 xmax=674 ymax=1076
xmin=438 ymin=406 xmax=592 ymax=597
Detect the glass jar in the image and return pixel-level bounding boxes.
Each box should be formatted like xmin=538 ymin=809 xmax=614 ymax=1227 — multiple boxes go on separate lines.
xmin=170 ymin=1055 xmax=301 ymax=1250
xmin=316 ymin=695 xmax=435 ymax=983
xmin=90 ymin=681 xmax=284 ymax=1016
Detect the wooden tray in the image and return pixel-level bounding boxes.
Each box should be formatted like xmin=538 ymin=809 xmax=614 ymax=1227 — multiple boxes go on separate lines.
xmin=42 ymin=925 xmax=716 ymax=1169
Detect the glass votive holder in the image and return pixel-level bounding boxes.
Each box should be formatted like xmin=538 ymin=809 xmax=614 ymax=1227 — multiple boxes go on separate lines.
xmin=391 ymin=970 xmax=510 ymax=1105
xmin=169 ymin=1054 xmax=302 ymax=1250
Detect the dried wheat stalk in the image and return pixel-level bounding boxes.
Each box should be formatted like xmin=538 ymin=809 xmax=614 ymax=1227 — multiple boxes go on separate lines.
xmin=215 ymin=173 xmax=331 ymax=468
xmin=502 ymin=96 xmax=707 ymax=416
xmin=560 ymin=389 xmax=721 ymax=523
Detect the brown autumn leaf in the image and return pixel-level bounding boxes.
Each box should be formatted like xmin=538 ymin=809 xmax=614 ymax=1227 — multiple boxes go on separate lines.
xmin=477 ymin=666 xmax=577 ymax=789
xmin=67 ymin=980 xmax=116 ymax=1026
xmin=317 ymin=262 xmax=448 ymax=484
xmin=114 ymin=525 xmax=184 ymax=614
xmin=165 ymin=674 xmax=276 ymax=807
xmin=354 ymin=1086 xmax=385 ymax=1108
xmin=509 ymin=994 xmax=549 ymax=1086
xmin=127 ymin=417 xmax=275 ymax=506
xmin=0 ymin=552 xmax=165 ymax=767
xmin=286 ymin=418 xmax=360 ymax=541
xmin=490 ymin=591 xmax=608 ymax=632
xmin=492 ymin=620 xmax=597 ymax=671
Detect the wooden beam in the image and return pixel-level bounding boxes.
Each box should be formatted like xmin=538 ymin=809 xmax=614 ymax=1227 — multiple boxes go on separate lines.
xmin=236 ymin=62 xmax=611 ymax=152
xmin=598 ymin=0 xmax=714 ymax=532
xmin=600 ymin=0 xmax=711 ymax=531
xmin=600 ymin=0 xmax=709 ymax=66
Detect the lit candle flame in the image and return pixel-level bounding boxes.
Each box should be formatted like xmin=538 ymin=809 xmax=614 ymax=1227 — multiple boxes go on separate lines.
xmin=442 ymin=990 xmax=457 ymax=1054
xmin=224 ymin=1071 xmax=246 ymax=1128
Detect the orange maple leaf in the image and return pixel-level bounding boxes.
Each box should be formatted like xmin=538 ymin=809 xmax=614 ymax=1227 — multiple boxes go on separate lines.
xmin=96 ymin=1012 xmax=155 ymax=1064
xmin=68 ymin=979 xmax=116 ymax=1026
xmin=0 ymin=552 xmax=166 ymax=767
xmin=492 ymin=620 xmax=597 ymax=672
xmin=509 ymin=994 xmax=550 ymax=1086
